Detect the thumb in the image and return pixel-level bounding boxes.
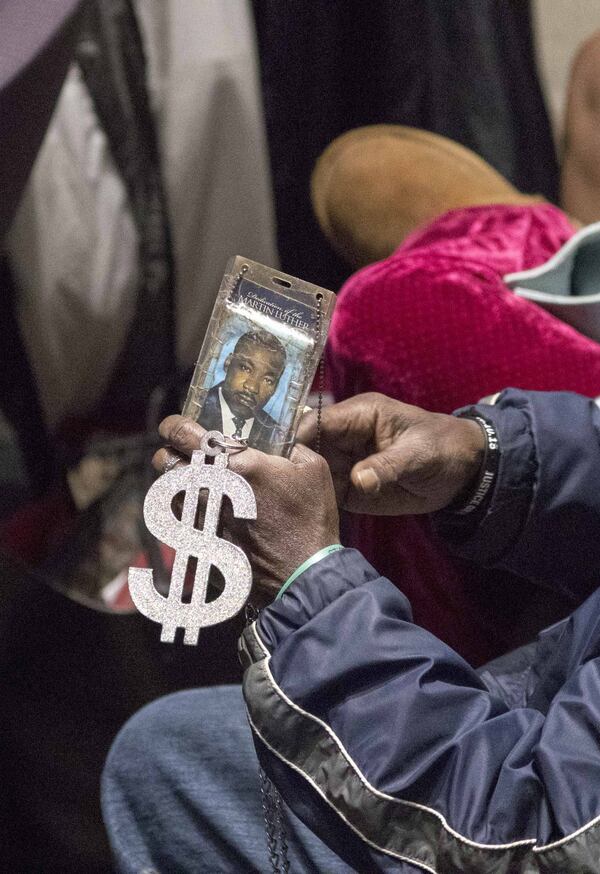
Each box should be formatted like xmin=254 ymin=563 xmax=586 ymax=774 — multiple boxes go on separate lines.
xmin=351 ymin=441 xmax=415 ymax=495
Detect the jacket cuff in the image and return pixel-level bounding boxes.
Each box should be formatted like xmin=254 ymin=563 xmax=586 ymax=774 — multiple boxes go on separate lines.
xmin=277 ymin=544 xmax=344 ymax=599
xmin=434 ymin=389 xmax=536 ymax=565
xmin=257 ymin=548 xmax=387 ymax=653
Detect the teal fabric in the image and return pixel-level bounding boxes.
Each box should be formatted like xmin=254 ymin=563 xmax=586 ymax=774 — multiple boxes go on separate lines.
xmin=505 ymin=221 xmax=600 ymax=299
xmin=504 ymin=221 xmax=600 ymax=342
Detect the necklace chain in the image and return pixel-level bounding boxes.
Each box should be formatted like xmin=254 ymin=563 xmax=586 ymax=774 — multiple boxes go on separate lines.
xmin=253 ymin=289 xmax=325 ymax=874
xmin=315 ymin=293 xmax=325 ymax=456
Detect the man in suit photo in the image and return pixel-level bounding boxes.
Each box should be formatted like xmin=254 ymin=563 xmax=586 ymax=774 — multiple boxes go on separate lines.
xmin=199 ymin=329 xmax=287 ymax=452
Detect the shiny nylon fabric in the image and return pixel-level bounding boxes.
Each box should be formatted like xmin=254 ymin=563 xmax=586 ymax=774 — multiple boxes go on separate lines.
xmin=328 ymin=204 xmax=600 ymax=665
xmin=438 ymin=390 xmax=600 ymax=601
xmin=245 ymin=630 xmax=600 ymax=873
xmin=244 ymin=390 xmax=600 ymax=872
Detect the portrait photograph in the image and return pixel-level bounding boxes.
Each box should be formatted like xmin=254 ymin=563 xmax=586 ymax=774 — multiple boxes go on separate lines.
xmin=198 ymin=321 xmax=299 ymax=453
xmin=183 ymin=261 xmax=334 ymax=456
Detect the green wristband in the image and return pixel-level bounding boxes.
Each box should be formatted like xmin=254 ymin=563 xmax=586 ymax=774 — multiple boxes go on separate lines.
xmin=276 ymin=544 xmax=344 ymax=599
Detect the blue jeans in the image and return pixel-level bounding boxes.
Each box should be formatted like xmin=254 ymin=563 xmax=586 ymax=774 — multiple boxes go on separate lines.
xmin=101 ymin=685 xmax=356 ymax=873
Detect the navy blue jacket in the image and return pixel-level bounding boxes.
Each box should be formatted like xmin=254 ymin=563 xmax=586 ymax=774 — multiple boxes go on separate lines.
xmin=241 ymin=389 xmax=600 ymax=873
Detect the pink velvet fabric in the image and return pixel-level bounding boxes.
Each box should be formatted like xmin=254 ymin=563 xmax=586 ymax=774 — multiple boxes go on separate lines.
xmin=329 ymin=204 xmax=600 ymax=664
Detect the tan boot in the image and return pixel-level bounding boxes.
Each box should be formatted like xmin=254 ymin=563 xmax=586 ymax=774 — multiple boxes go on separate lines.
xmin=311 ymin=125 xmax=542 ymax=268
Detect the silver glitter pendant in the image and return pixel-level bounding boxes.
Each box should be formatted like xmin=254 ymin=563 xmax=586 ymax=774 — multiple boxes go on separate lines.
xmin=129 ymin=440 xmax=256 ymax=645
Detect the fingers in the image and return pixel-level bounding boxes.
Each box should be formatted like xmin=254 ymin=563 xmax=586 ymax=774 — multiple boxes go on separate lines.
xmin=226 ymin=444 xmax=276 ymax=481
xmin=296 ymin=395 xmax=377 ymax=456
xmin=152 ymin=446 xmax=187 ymax=475
xmin=350 ymin=429 xmax=427 ymax=495
xmin=158 ymin=415 xmax=206 ymax=456
xmin=228 ymin=445 xmax=327 ymax=499
xmin=288 ymin=441 xmax=323 ymax=465
xmin=296 ymin=408 xmax=319 ymax=446
xmin=154 ymin=414 xmax=329 ymax=487
xmin=153 ymin=415 xmax=205 ymax=475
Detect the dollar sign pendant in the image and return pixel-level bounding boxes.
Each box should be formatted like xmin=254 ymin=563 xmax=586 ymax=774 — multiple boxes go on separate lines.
xmin=129 ymin=447 xmax=256 ymax=645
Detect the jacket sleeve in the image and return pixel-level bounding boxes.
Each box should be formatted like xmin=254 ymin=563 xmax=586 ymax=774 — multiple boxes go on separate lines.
xmin=241 ymin=548 xmax=600 ymax=874
xmin=435 ymin=388 xmax=600 ymax=603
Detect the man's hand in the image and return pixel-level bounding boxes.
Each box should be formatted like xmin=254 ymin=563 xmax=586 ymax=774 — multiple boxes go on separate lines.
xmin=297 ymin=393 xmax=485 ymax=515
xmin=153 ymin=417 xmax=340 ymax=601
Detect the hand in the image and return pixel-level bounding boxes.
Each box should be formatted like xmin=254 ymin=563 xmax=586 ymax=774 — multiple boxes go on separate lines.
xmin=297 ymin=393 xmax=485 ymax=516
xmin=153 ymin=417 xmax=340 ymax=601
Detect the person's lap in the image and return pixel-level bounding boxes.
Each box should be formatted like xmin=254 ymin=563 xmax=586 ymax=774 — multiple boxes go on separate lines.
xmin=102 ymin=684 xmax=355 ymax=873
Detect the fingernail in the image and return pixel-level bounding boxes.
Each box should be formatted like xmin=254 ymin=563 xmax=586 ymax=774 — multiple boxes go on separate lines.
xmin=356 ymin=468 xmax=380 ymax=494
